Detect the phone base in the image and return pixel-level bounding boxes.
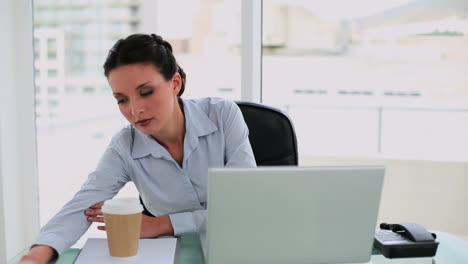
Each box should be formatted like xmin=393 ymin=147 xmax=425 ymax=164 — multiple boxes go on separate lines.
xmin=374 ymin=239 xmax=439 ymax=259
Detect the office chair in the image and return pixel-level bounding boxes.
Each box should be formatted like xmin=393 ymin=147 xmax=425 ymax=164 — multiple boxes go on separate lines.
xmin=235 ymin=101 xmax=298 ymax=166
xmin=141 ymin=101 xmax=298 ymax=216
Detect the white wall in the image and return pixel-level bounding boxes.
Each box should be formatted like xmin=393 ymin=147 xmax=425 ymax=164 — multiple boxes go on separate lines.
xmin=301 ymin=156 xmax=468 ymax=237
xmin=0 ymin=0 xmax=39 ymax=261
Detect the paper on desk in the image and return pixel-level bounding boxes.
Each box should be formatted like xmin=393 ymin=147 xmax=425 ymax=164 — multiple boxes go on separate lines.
xmin=73 ymin=238 xmax=179 ymax=264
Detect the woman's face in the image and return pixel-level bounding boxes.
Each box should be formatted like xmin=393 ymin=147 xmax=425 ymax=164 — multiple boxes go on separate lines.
xmin=108 ymin=63 xmax=182 ymax=136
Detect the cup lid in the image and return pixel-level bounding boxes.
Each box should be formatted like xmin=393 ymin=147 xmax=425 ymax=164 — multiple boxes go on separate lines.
xmin=101 ymin=197 xmax=143 ymax=215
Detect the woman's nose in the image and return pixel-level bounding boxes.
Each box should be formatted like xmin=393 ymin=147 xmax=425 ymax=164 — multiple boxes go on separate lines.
xmin=130 ymin=100 xmax=144 ymax=116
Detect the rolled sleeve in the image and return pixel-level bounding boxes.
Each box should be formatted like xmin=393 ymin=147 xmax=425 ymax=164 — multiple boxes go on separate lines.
xmin=169 ymin=209 xmax=207 ymax=236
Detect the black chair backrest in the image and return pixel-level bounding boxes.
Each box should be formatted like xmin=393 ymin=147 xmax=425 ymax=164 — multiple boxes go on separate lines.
xmin=236 ymin=101 xmax=298 ymax=166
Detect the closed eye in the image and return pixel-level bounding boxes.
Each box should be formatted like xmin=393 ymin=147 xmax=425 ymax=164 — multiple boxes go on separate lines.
xmin=141 ymin=89 xmax=153 ymax=97
xmin=116 ymin=98 xmax=127 ymax=104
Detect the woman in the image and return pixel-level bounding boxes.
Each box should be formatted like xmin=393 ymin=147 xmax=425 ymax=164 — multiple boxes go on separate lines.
xmin=20 ymin=33 xmax=256 ymax=263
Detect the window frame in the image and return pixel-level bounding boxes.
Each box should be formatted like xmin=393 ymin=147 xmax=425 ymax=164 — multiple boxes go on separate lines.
xmin=0 ymin=0 xmax=39 ymax=261
xmin=241 ymin=0 xmax=263 ymax=102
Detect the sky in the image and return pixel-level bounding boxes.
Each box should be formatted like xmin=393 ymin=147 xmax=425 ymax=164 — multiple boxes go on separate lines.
xmin=270 ymin=0 xmax=418 ymax=20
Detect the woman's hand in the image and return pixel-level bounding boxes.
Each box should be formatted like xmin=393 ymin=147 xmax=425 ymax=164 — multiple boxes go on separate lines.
xmin=19 ymin=245 xmax=56 ymax=264
xmin=85 ymin=202 xmax=174 ymax=238
xmin=84 ymin=202 xmax=106 ymax=231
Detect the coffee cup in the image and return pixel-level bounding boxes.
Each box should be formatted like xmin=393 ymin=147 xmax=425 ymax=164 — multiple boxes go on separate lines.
xmin=102 ymin=197 xmax=143 ymax=258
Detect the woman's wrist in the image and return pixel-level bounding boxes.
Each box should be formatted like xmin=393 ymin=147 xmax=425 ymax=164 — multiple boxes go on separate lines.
xmin=141 ymin=214 xmax=174 ymax=238
xmin=20 ymin=245 xmax=56 ymax=264
xmin=157 ymin=215 xmax=174 ymax=236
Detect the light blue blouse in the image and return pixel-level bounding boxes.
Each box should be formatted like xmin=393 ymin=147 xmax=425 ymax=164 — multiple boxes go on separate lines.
xmin=33 ymin=97 xmax=257 ymax=255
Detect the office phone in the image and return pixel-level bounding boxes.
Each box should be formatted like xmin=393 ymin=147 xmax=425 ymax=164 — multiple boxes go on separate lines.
xmin=374 ymin=222 xmax=439 ymax=258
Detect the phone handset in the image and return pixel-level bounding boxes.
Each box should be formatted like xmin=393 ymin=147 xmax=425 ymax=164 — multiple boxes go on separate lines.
xmin=374 ymin=222 xmax=439 ymax=258
xmin=379 ymin=223 xmax=437 ymax=242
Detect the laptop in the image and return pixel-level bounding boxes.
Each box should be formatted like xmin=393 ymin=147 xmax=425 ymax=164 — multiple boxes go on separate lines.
xmin=205 ymin=166 xmax=385 ymax=264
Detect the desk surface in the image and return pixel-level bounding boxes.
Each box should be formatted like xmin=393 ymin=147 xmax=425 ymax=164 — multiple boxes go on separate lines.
xmin=9 ymin=232 xmax=468 ymax=264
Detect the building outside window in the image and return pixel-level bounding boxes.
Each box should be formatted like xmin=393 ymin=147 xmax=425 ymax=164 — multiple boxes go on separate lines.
xmin=262 ymin=0 xmax=468 ymax=162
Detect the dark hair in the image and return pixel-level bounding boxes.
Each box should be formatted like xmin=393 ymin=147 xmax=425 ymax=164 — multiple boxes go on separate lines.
xmin=103 ymin=33 xmax=186 ymax=96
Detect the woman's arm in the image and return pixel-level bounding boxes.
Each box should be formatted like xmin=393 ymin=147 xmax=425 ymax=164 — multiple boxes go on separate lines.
xmin=22 ymin=139 xmax=131 ymax=262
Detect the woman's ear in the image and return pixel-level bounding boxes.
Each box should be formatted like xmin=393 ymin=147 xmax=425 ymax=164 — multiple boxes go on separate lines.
xmin=171 ymin=73 xmax=182 ymax=96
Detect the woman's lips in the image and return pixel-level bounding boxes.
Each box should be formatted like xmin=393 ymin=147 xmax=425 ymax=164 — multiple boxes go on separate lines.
xmin=136 ymin=118 xmax=153 ymax=127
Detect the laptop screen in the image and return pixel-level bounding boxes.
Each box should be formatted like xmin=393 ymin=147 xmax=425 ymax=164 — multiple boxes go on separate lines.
xmin=206 ymin=166 xmax=385 ymax=264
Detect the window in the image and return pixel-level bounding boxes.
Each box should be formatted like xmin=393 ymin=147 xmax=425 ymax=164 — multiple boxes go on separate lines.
xmin=130 ymin=6 xmax=138 ymax=17
xmin=47 ymin=38 xmax=56 ymax=49
xmin=48 ymin=99 xmax=59 ymax=108
xmin=34 ymin=38 xmax=40 ymax=58
xmin=47 ymin=51 xmax=57 ymax=60
xmin=47 ymin=69 xmax=57 ymax=77
xmin=82 ymin=86 xmax=95 ymax=93
xmin=262 ymin=0 xmax=468 ymax=162
xmin=46 ymin=38 xmax=58 ymax=61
